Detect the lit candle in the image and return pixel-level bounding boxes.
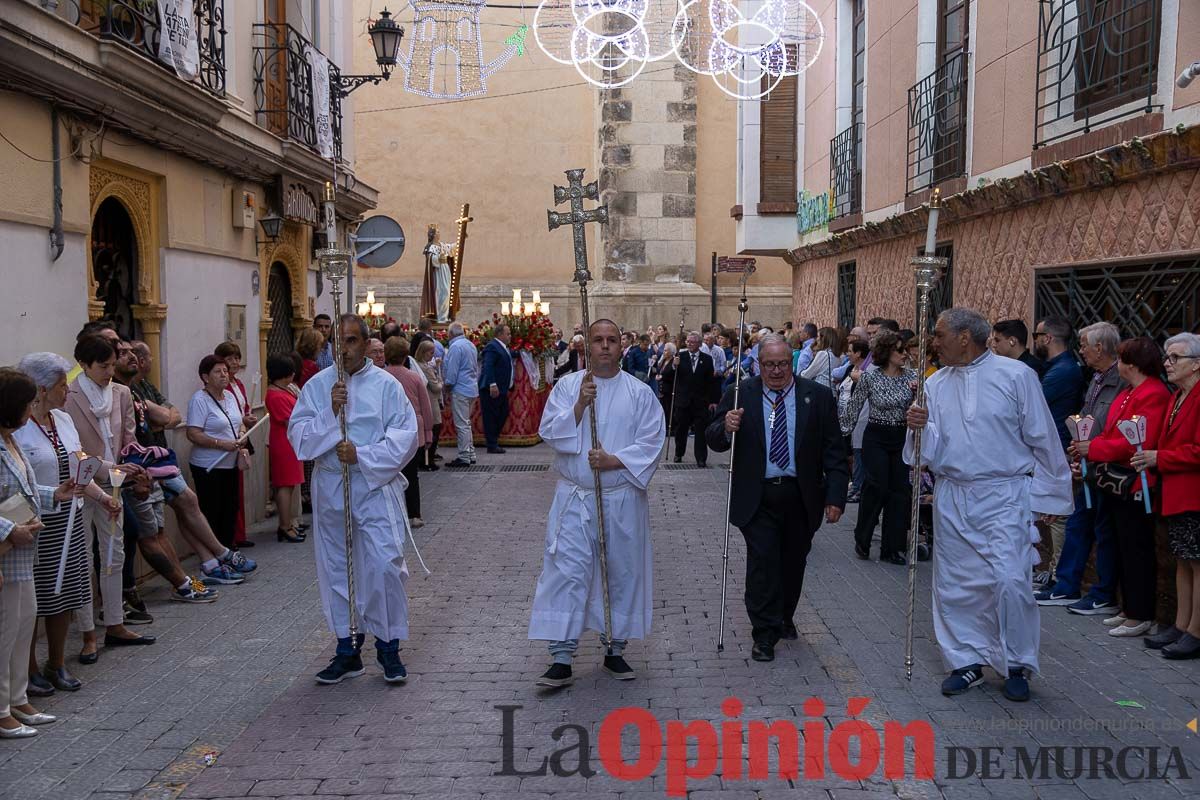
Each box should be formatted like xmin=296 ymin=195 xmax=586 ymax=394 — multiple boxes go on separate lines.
xmin=539 ymin=302 xmax=549 ymax=316
xmin=532 ymin=290 xmax=542 ymax=304
xmin=512 ymin=289 xmax=522 ymax=306
xmin=524 ymin=302 xmax=534 ymax=316
xmin=356 ymin=301 xmax=369 ymax=316
xmin=365 ymin=288 xmax=376 ymax=305
xmin=923 ymin=188 xmax=941 ymax=255
xmin=501 ymin=301 xmax=510 ymax=315
xmin=371 ymin=302 xmax=385 ymax=316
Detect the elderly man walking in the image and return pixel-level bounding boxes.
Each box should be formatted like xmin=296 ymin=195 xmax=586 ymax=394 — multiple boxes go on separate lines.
xmin=442 ymin=322 xmax=480 ymax=468
xmin=906 ymin=308 xmax=1073 ymax=702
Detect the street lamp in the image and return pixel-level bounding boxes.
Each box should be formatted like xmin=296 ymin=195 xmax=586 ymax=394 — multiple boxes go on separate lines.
xmin=336 ymin=8 xmax=405 ymax=97
xmin=255 ymin=212 xmax=283 ymax=254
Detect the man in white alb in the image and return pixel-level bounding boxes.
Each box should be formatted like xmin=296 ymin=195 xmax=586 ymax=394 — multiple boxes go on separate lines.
xmin=288 ymin=315 xmax=420 ymax=685
xmin=529 ymin=320 xmax=665 ymax=686
xmin=906 ymin=308 xmax=1073 ymax=702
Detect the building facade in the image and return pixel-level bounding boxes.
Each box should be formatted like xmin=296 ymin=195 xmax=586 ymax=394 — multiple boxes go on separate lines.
xmin=737 ymin=0 xmax=1200 ymax=340
xmin=349 ymin=0 xmax=795 ymax=333
xmin=0 ymin=0 xmax=378 ymax=523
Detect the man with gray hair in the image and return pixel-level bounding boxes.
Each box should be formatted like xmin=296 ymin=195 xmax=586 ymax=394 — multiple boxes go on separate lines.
xmin=442 ymin=321 xmax=480 ymax=468
xmin=906 ymin=307 xmax=1073 ymax=702
xmin=1035 ymin=321 xmax=1124 ymax=615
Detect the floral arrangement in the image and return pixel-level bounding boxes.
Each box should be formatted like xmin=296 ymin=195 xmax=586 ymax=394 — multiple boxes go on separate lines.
xmin=474 ymin=311 xmax=557 ymax=356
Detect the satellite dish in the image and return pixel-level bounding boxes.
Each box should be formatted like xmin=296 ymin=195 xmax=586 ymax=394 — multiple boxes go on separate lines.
xmin=353 ymin=215 xmax=406 ymax=268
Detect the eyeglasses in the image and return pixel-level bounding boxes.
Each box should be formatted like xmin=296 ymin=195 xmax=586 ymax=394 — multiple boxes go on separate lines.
xmin=1164 ymin=353 xmax=1197 ymax=364
xmin=1033 ymin=331 xmax=1049 ymax=339
xmin=760 ymin=360 xmax=791 ymax=372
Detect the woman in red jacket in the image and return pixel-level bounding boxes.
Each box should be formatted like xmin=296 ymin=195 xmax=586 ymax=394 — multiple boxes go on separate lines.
xmin=1132 ymin=333 xmax=1200 ymax=658
xmin=1071 ymin=337 xmax=1170 ymax=639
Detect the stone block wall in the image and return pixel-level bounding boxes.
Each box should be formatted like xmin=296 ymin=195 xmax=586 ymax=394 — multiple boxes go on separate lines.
xmin=599 ymin=64 xmax=698 ymax=284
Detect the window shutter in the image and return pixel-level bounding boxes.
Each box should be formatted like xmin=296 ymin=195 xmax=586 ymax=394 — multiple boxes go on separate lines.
xmin=759 ymin=74 xmax=798 ymax=204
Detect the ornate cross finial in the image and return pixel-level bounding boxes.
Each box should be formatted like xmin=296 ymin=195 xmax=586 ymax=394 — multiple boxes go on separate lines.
xmin=547 ymin=168 xmax=608 ymax=286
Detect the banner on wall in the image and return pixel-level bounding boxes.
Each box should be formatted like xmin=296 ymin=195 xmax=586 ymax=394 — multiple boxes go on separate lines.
xmin=156 ymin=0 xmax=200 ymax=81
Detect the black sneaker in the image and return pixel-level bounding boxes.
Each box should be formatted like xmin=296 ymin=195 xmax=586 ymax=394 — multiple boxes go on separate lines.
xmin=123 ymin=604 xmax=154 ymax=625
xmin=941 ymin=665 xmax=985 ymax=696
xmin=536 ymin=663 xmax=573 ymax=687
xmin=603 ymin=655 xmax=636 ymax=681
xmin=1003 ymin=668 xmax=1031 ymax=702
xmin=446 ymin=458 xmax=472 ymax=468
xmin=377 ymin=651 xmax=407 ymax=684
xmin=315 ymin=653 xmax=365 ymax=685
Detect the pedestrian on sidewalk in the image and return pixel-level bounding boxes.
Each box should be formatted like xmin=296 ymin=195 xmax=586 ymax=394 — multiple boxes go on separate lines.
xmin=705 ymin=334 xmax=848 ymax=663
xmin=442 ymin=322 xmax=479 ymax=468
xmin=288 ymin=315 xmax=421 ymax=685
xmin=529 ymin=320 xmax=665 ymax=687
xmin=906 ymin=308 xmax=1073 ymax=703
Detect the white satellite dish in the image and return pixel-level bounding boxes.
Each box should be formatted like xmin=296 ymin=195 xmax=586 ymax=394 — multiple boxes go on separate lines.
xmin=353 ymin=215 xmax=406 ymax=268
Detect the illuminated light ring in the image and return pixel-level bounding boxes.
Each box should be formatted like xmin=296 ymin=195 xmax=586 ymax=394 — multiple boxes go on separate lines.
xmin=708 ymin=23 xmax=787 ymax=100
xmin=570 ymin=7 xmax=650 ymax=88
xmin=670 ymin=0 xmax=741 ymax=76
xmin=761 ymin=0 xmax=825 ymax=76
xmin=534 ymin=0 xmax=580 ymax=65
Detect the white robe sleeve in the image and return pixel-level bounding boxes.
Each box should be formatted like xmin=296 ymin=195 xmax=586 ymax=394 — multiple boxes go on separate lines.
xmin=609 ymin=387 xmax=665 ymax=490
xmin=287 ymin=379 xmax=341 ymax=462
xmin=1016 ymin=369 xmax=1075 ymax=516
xmin=539 ymin=377 xmax=586 ymax=455
xmin=356 ymin=383 xmax=419 ymax=491
xmin=903 ymin=417 xmax=944 ymax=470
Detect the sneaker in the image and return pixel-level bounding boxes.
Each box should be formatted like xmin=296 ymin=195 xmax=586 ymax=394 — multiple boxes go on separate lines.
xmin=536 ymin=663 xmax=573 ymax=687
xmin=445 ymin=458 xmax=471 ymax=468
xmin=1108 ymin=620 xmax=1152 ymax=637
xmin=1102 ymin=614 xmax=1127 ymax=627
xmin=200 ymin=564 xmax=245 ymax=585
xmin=409 ymin=517 xmax=425 ymax=529
xmin=315 ymin=653 xmax=365 ymax=685
xmin=1003 ymin=668 xmax=1031 ymax=702
xmin=377 ymin=651 xmax=408 ymax=684
xmin=221 ymin=549 xmax=257 ymax=575
xmin=941 ymin=665 xmax=985 ymax=696
xmin=1030 ymin=570 xmax=1053 ymax=589
xmin=171 ymin=580 xmax=219 ymax=603
xmin=603 ymin=655 xmax=635 ymax=680
xmin=123 ymin=604 xmax=154 ymax=625
xmin=1034 ymin=589 xmax=1080 ymax=606
xmin=123 ymin=589 xmax=148 ymax=614
xmin=1066 ymin=597 xmax=1118 ymax=616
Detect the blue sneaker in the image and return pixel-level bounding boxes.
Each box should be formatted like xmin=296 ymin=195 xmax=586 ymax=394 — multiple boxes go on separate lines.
xmin=221 ymin=549 xmax=257 ymax=575
xmin=1034 ymin=588 xmax=1079 ymax=606
xmin=377 ymin=650 xmax=407 ymax=684
xmin=1003 ymin=668 xmax=1031 ymax=702
xmin=941 ymin=665 xmax=985 ymax=696
xmin=1066 ymin=597 xmax=1118 ymax=616
xmin=200 ymin=564 xmax=245 ymax=585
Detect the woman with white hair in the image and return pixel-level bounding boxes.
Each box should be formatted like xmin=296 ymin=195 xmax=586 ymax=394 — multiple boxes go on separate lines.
xmin=13 ymin=353 xmax=120 ymax=694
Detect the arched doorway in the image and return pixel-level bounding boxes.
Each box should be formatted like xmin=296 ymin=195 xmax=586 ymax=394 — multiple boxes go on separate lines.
xmin=266 ymin=262 xmax=295 ymax=356
xmin=91 ymin=197 xmax=140 ymax=340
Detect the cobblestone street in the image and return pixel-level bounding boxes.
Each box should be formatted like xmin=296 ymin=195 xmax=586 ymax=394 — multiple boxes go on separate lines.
xmin=2 ymin=443 xmax=1198 ymax=800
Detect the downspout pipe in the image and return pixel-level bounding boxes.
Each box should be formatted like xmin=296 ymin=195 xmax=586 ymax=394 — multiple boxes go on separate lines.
xmin=50 ymin=106 xmax=64 ymax=262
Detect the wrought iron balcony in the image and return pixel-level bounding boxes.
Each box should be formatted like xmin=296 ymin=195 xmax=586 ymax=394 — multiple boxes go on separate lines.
xmin=830 ymin=123 xmax=862 ymax=219
xmin=253 ymin=23 xmax=343 ymax=161
xmin=906 ymin=51 xmax=968 ymax=195
xmin=1034 ymin=0 xmax=1160 ymax=148
xmin=72 ymin=0 xmax=226 ymax=97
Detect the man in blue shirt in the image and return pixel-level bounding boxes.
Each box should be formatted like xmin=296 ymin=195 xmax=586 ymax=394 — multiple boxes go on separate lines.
xmin=314 ymin=314 xmax=334 ymax=370
xmin=442 ymin=322 xmax=480 ymax=467
xmin=794 ymin=323 xmax=818 ymax=372
xmin=1031 ymin=315 xmax=1084 ymax=586
xmin=622 ymin=334 xmax=651 ymax=380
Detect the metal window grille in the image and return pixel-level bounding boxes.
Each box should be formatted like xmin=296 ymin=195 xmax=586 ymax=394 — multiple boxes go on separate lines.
xmin=906 ymin=51 xmax=969 ymax=195
xmin=830 ymin=124 xmax=862 ymax=219
xmin=253 ymin=22 xmax=343 ymax=160
xmin=837 ymin=261 xmax=857 ymax=331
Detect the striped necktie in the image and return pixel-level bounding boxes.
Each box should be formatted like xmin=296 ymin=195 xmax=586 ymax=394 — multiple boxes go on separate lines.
xmin=768 ymin=387 xmax=791 ymax=470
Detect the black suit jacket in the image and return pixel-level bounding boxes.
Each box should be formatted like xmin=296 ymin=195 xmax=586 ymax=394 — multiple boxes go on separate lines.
xmin=662 ymin=350 xmax=714 ymax=409
xmin=705 ymin=376 xmax=849 ymax=532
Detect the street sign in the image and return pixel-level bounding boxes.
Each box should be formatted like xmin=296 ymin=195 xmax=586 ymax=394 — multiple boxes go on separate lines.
xmin=717 ymin=256 xmax=757 ymax=273
xmin=353 ymin=215 xmax=406 ymax=268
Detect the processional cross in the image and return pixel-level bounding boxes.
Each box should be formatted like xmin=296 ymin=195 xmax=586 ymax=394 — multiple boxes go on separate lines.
xmin=546 ymin=168 xmax=614 ymax=642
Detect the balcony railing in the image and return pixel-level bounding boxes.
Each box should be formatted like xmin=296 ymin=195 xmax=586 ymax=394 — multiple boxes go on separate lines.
xmin=73 ymin=0 xmax=226 ymax=97
xmin=906 ymin=51 xmax=968 ymax=195
xmin=830 ymin=123 xmax=862 ymax=219
xmin=1034 ymin=0 xmax=1160 ymax=148
xmin=253 ymin=23 xmax=343 ymax=161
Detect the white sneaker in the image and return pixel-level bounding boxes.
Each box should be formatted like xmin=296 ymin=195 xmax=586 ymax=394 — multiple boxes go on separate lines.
xmin=1102 ymin=614 xmax=1127 ymax=627
xmin=1108 ymin=620 xmax=1152 ymax=637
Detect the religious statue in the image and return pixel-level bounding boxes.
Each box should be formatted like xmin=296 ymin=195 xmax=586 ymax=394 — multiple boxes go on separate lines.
xmin=419 ymin=206 xmax=471 ymax=325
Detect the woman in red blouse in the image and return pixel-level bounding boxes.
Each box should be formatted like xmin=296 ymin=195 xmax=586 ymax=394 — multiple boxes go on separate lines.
xmin=264 ymin=355 xmax=304 ymax=543
xmin=1071 ymin=337 xmax=1170 ymax=638
xmin=1132 ymin=333 xmax=1200 ymax=658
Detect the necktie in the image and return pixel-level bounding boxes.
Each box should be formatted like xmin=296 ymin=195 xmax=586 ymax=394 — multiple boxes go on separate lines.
xmin=768 ymin=389 xmax=789 ymax=470
xmin=691 ymin=352 xmax=698 ymax=371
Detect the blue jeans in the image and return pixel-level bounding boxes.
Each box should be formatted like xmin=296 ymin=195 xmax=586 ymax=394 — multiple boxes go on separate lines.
xmin=1050 ymin=489 xmax=1116 ymax=603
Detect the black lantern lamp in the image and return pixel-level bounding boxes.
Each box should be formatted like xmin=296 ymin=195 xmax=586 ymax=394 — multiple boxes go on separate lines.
xmin=255 ymin=212 xmax=283 ymax=254
xmin=337 ymin=8 xmax=405 ymax=97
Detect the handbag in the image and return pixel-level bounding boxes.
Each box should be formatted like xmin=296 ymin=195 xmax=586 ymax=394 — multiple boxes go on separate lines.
xmin=1090 ymin=461 xmax=1139 ymax=498
xmin=120 ymin=442 xmax=181 ymax=479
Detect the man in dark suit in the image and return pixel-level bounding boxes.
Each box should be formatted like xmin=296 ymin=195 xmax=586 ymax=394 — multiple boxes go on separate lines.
xmin=662 ymin=332 xmax=714 ymax=466
xmin=479 ymin=324 xmax=514 ymax=454
xmin=706 ymin=334 xmax=848 ymax=662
